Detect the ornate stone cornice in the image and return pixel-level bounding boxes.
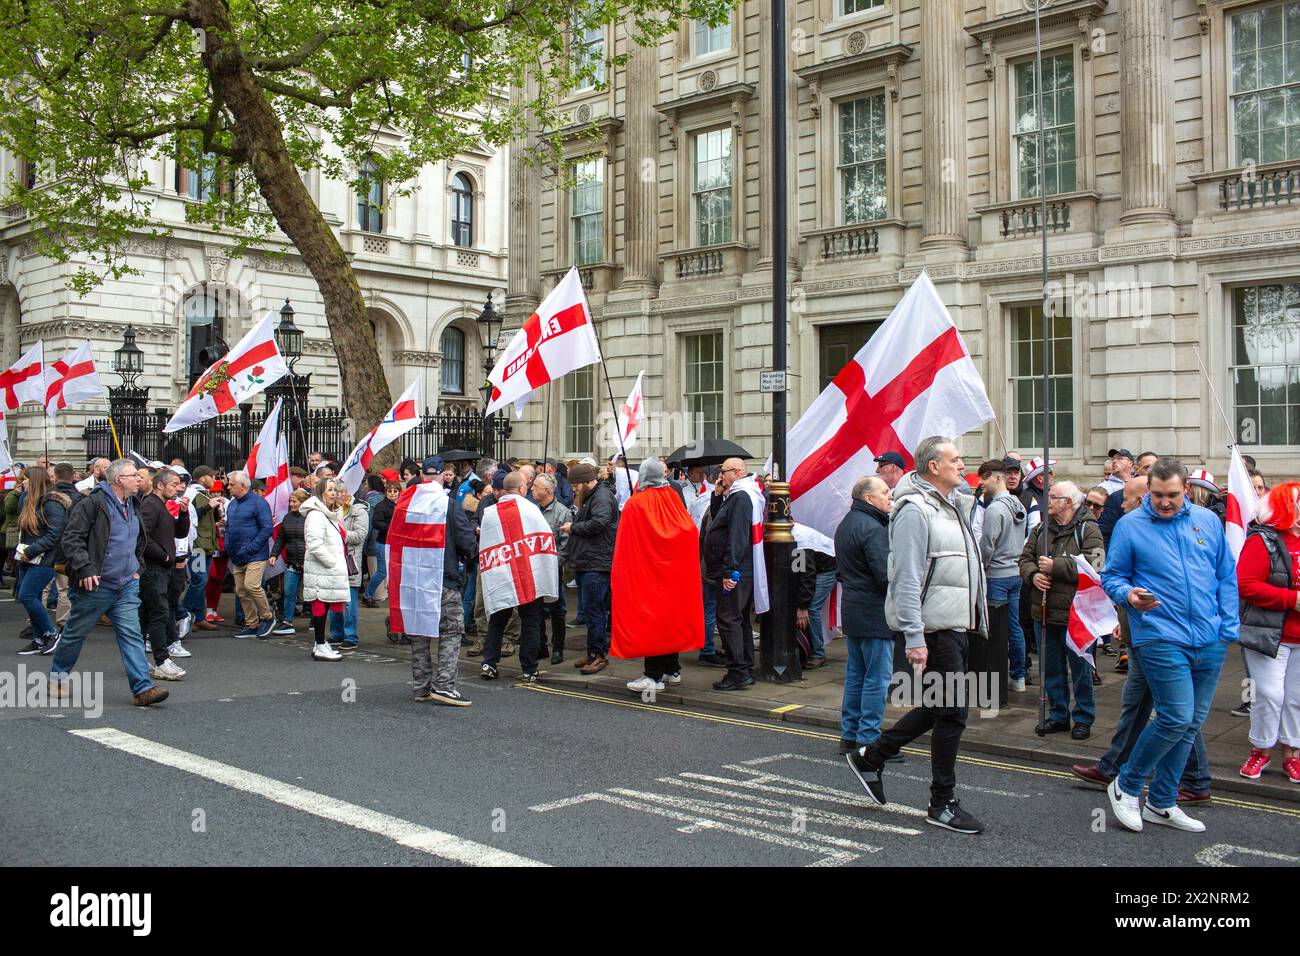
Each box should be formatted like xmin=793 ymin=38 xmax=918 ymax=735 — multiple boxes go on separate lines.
xmin=17 ymin=318 xmax=177 ymax=342
xmin=394 ymin=349 xmax=441 ymax=367
xmin=248 ymin=251 xmax=313 ymax=276
xmin=1097 ymin=240 xmax=1175 ymax=262
xmin=1179 ymin=229 xmax=1300 ymax=256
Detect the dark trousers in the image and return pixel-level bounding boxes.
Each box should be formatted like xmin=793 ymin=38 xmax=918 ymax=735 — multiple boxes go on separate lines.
xmin=577 ymin=571 xmax=610 ymax=658
xmin=866 ymin=629 xmax=970 ymax=808
xmin=645 ymin=653 xmax=680 ymax=681
xmin=139 ymin=565 xmax=178 ymax=665
xmin=485 ymin=598 xmax=543 ymax=673
xmin=541 ymin=587 xmax=566 ymax=654
xmin=716 ymin=580 xmax=755 ymax=682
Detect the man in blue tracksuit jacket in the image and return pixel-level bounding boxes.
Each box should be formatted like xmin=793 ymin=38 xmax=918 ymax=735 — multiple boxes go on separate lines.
xmin=1100 ymin=458 xmax=1238 ymax=834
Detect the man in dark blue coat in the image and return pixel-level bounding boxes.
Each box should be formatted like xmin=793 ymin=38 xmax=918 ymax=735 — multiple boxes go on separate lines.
xmin=224 ymin=470 xmax=274 ymax=638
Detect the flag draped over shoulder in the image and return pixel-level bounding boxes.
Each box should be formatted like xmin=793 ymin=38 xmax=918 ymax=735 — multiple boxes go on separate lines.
xmin=387 ymin=483 xmax=449 ymax=638
xmin=611 ymin=485 xmax=705 ymax=659
xmin=478 ymin=495 xmax=559 ymax=616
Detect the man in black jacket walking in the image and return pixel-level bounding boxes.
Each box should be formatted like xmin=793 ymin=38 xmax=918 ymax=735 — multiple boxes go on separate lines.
xmin=702 ymin=458 xmax=757 ymax=691
xmin=561 ymin=462 xmax=618 ymax=674
xmin=49 ymin=458 xmax=169 ymax=707
xmin=139 ymin=468 xmax=191 ymax=681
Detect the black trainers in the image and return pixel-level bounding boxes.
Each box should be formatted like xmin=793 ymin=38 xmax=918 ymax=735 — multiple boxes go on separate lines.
xmin=480 ymin=664 xmax=498 ymax=681
xmin=17 ymin=639 xmax=44 ymax=655
xmin=40 ymin=630 xmax=61 ymax=656
xmin=1230 ymin=700 xmax=1252 ymax=718
xmin=926 ymin=799 xmax=984 ymax=834
xmin=845 ymin=749 xmax=887 ymax=805
xmin=516 ymin=671 xmax=538 ymax=684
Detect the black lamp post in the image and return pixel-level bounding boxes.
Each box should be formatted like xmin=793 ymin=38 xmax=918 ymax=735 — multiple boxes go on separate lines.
xmin=109 ymin=324 xmax=149 ymax=422
xmin=272 ymin=297 xmax=311 ymax=465
xmin=476 ymin=291 xmax=503 ymax=459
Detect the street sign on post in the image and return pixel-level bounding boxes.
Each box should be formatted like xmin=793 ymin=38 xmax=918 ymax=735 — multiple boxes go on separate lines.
xmin=759 ymin=370 xmax=787 ymax=394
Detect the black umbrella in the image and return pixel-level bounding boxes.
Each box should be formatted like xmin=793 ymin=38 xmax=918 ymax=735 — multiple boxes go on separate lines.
xmin=665 ymin=438 xmax=754 ymax=467
xmin=437 ymin=448 xmax=480 ymax=463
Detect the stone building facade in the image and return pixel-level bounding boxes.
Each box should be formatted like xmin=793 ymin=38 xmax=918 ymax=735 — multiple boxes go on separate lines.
xmin=506 ymin=0 xmax=1300 ymax=482
xmin=0 ymin=133 xmax=509 ymax=461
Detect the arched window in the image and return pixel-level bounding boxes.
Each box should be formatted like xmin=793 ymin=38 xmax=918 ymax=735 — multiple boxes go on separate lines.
xmin=357 ymin=156 xmax=384 ymax=233
xmin=439 ymin=326 xmax=465 ymax=395
xmin=451 ymin=173 xmax=474 ymax=247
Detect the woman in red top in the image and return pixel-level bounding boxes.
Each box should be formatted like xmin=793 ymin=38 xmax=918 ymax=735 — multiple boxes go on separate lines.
xmin=1235 ymin=481 xmax=1300 ymax=784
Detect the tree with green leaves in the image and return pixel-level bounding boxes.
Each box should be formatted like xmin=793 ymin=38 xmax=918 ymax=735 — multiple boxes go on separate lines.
xmin=0 ymin=0 xmax=732 ymax=437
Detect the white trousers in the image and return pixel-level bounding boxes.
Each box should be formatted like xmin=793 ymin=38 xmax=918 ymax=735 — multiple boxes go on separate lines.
xmin=1244 ymin=642 xmax=1300 ymax=749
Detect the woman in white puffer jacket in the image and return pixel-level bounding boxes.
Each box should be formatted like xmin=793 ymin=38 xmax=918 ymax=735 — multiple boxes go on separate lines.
xmin=301 ymin=478 xmax=349 ymax=662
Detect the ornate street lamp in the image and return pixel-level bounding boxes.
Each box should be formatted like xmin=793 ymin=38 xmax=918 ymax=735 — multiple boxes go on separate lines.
xmin=476 ymin=291 xmax=503 ymax=458
xmin=113 ymin=324 xmax=144 ymax=388
xmin=272 ymin=297 xmax=311 ymax=464
xmin=276 ymin=297 xmax=303 ymax=372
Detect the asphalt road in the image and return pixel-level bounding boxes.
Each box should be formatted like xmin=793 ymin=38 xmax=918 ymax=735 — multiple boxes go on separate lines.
xmin=2 ymin=598 xmax=1296 ymax=868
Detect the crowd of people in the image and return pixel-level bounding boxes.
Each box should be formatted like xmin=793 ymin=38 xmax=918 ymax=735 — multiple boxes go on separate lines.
xmin=6 ymin=437 xmax=1296 ymax=837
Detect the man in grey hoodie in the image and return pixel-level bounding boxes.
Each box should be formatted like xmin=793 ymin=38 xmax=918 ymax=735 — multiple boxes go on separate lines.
xmin=847 ymin=436 xmax=987 ymax=835
xmin=977 ymin=459 xmax=1028 ymax=692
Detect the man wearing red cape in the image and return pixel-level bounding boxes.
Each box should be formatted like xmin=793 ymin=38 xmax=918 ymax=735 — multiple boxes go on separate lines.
xmin=612 ymin=458 xmax=704 ymax=693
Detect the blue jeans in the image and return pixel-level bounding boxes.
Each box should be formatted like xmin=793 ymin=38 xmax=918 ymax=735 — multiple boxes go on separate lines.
xmin=364 ymin=544 xmax=388 ymax=600
xmin=1118 ymin=639 xmax=1228 ymax=809
xmin=461 ymin=563 xmax=477 ymax=631
xmin=1038 ymin=620 xmax=1095 ymax=726
xmin=282 ymin=568 xmax=302 ymax=622
xmin=702 ymin=582 xmax=717 ymax=655
xmin=577 ymin=571 xmax=610 ymax=657
xmin=18 ymin=564 xmax=57 ymax=637
xmin=1098 ymin=646 xmax=1211 ymax=792
xmin=841 ymin=635 xmax=895 ymax=745
xmin=182 ymin=553 xmax=208 ymax=618
xmin=329 ymin=587 xmax=360 ymax=645
xmin=50 ymin=579 xmax=152 ymax=696
xmin=807 ymin=570 xmax=837 ymax=659
xmin=986 ymin=575 xmax=1024 ymax=679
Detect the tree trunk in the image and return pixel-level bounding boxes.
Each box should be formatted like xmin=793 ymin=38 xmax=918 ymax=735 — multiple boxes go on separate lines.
xmin=193 ymin=0 xmax=396 ymax=465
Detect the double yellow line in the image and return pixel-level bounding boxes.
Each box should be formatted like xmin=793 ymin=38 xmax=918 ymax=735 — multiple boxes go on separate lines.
xmin=519 ymin=683 xmax=1300 ymax=819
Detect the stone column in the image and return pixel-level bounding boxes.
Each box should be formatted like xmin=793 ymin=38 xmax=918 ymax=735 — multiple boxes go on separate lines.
xmin=622 ymin=31 xmax=659 ymax=289
xmin=507 ymin=78 xmax=540 ymax=313
xmin=919 ymin=0 xmax=968 ymax=251
xmin=1119 ymin=0 xmax=1175 ymax=223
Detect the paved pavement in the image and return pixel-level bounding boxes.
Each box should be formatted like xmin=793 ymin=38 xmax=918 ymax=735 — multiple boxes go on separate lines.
xmin=2 ymin=595 xmax=1296 ymax=867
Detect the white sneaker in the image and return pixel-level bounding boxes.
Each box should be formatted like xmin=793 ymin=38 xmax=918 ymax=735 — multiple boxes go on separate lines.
xmin=177 ymin=613 xmax=192 ymax=639
xmin=167 ymin=640 xmax=192 ymax=659
xmin=152 ymin=659 xmax=186 ymax=680
xmin=1142 ymin=803 xmax=1206 ymax=832
xmin=311 ymin=642 xmax=341 ymax=662
xmin=664 ymin=671 xmax=682 ymax=685
xmin=1107 ymin=778 xmax=1143 ymax=832
xmin=626 ymin=676 xmax=664 ymax=693
xmin=1008 ymin=677 xmax=1026 ymax=692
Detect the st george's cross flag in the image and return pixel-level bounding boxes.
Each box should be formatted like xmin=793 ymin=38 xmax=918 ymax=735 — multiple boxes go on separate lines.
xmin=338 ymin=380 xmax=421 ymax=495
xmin=785 ymin=272 xmax=993 ymax=541
xmin=1224 ymin=446 xmax=1257 ymax=560
xmin=386 ymin=482 xmax=449 ymax=638
xmin=0 ymin=410 xmax=12 ymax=474
xmin=616 ymin=370 xmax=646 ymax=452
xmin=478 ymin=494 xmax=560 ymax=616
xmin=1067 ymin=555 xmax=1118 ymax=667
xmin=164 ymin=311 xmax=288 ymax=432
xmin=1 ymin=341 xmax=45 ymax=411
xmin=729 ymin=474 xmax=770 ymax=614
xmin=247 ymin=398 xmax=283 ymax=479
xmin=484 ymin=267 xmax=601 ymax=416
xmin=43 ymin=342 xmax=103 ymax=417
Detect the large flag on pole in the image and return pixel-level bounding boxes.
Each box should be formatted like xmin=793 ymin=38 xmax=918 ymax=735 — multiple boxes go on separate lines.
xmin=43 ymin=342 xmax=103 ymax=417
xmin=164 ymin=311 xmax=288 ymax=432
xmin=1225 ymin=445 xmax=1257 ymax=560
xmin=785 ymin=271 xmax=993 ymax=540
xmin=1 ymin=340 xmax=45 ymax=410
xmin=247 ymin=398 xmax=283 ymax=478
xmin=615 ymin=369 xmax=646 ymax=452
xmin=478 ymin=495 xmax=560 ymax=616
xmin=484 ymin=267 xmax=601 ymax=416
xmin=1067 ymin=555 xmax=1118 ymax=668
xmin=387 ymin=482 xmax=449 ymax=638
xmin=264 ymin=434 xmax=291 ymax=529
xmin=337 ymin=380 xmax=421 ymax=495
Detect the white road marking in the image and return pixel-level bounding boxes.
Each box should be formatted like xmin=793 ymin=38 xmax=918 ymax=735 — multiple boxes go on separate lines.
xmin=1195 ymin=843 xmax=1300 ymax=867
xmin=657 ymin=777 xmax=922 ymax=835
xmin=70 ymin=727 xmax=544 ymax=868
xmin=680 ymin=766 xmax=927 ymax=818
xmin=743 ymin=753 xmax=1033 ymax=799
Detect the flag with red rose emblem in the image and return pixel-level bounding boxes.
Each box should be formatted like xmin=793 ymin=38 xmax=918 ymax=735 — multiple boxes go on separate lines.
xmin=164 ymin=311 xmax=288 ymax=432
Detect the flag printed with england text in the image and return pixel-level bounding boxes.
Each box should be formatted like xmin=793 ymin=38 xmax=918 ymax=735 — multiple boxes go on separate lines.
xmin=386 ymin=483 xmax=449 ymax=638
xmin=43 ymin=341 xmax=103 ymax=417
xmin=785 ymin=271 xmax=993 ymax=541
xmin=1225 ymin=446 xmax=1256 ymax=561
xmin=1 ymin=340 xmax=45 ymax=411
xmin=164 ymin=311 xmax=288 ymax=432
xmin=478 ymin=495 xmax=560 ymax=617
xmin=338 ymin=380 xmax=421 ymax=495
xmin=485 ymin=268 xmax=601 ymax=416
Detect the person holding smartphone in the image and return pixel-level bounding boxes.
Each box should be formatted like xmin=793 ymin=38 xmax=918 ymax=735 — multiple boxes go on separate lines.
xmin=1100 ymin=458 xmax=1238 ymax=835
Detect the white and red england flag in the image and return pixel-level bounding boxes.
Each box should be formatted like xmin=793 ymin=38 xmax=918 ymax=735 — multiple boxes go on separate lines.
xmin=164 ymin=311 xmax=288 ymax=432
xmin=478 ymin=494 xmax=560 ymax=616
xmin=0 ymin=410 xmax=12 ymax=474
xmin=337 ymin=380 xmax=421 ymax=495
xmin=246 ymin=398 xmax=283 ymax=479
xmin=1 ymin=340 xmax=45 ymax=411
xmin=1067 ymin=555 xmax=1118 ymax=666
xmin=484 ymin=267 xmax=601 ymax=416
xmin=43 ymin=342 xmax=103 ymax=417
xmin=786 ymin=272 xmax=994 ymax=540
xmin=615 ymin=369 xmax=646 ymax=452
xmin=1224 ymin=445 xmax=1257 ymax=560
xmin=730 ymin=474 xmax=770 ymax=614
xmin=264 ymin=435 xmax=291 ymax=529
xmin=387 ymin=482 xmax=449 ymax=637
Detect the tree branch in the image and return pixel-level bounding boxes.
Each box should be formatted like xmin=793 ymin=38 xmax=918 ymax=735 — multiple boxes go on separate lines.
xmin=248 ymin=24 xmax=369 ymax=72
xmin=102 ymin=119 xmax=209 ymax=146
xmin=258 ymin=72 xmax=384 ymax=109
